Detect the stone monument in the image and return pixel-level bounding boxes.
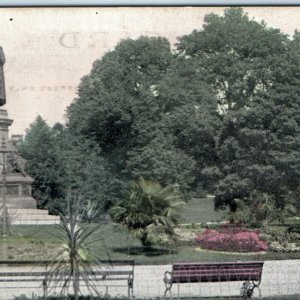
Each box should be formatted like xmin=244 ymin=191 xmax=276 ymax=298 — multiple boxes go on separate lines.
xmin=0 ymin=47 xmax=59 ymax=224
xmin=0 ymin=47 xmax=6 ymax=106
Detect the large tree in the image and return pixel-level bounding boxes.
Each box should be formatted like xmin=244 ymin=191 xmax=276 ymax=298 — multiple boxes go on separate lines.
xmin=67 ymin=36 xmax=172 ymax=153
xmin=66 ymin=36 xmax=218 ymax=196
xmin=177 ymin=7 xmax=300 ymax=210
xmin=67 ymin=37 xmax=173 ymax=185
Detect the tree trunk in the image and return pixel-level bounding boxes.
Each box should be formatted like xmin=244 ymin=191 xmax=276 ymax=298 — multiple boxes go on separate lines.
xmin=72 ymin=257 xmax=79 ymax=300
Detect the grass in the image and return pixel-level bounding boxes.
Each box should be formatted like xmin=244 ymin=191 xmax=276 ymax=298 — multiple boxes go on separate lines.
xmin=181 ymin=197 xmax=226 ymax=224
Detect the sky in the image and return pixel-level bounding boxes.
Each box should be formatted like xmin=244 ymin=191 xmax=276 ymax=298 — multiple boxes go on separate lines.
xmin=1 ymin=6 xmax=300 ymax=135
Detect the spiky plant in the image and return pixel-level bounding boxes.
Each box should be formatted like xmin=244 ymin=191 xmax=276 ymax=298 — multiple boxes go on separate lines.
xmin=110 ymin=178 xmax=185 ymax=247
xmin=230 ymin=192 xmax=277 ymax=227
xmin=46 ymin=190 xmax=105 ymax=299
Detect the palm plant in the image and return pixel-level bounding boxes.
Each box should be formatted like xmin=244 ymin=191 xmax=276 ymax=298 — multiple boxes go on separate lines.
xmin=230 ymin=192 xmax=277 ymax=227
xmin=110 ymin=178 xmax=185 ymax=247
xmin=255 ymin=193 xmax=276 ymax=222
xmin=46 ymin=189 xmax=105 ymax=299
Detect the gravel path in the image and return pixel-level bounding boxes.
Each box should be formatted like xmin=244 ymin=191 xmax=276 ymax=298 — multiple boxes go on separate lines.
xmin=0 ymin=260 xmax=299 ymax=299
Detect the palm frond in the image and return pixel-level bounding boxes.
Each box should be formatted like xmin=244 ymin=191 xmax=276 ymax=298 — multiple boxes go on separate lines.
xmin=109 ymin=178 xmax=185 ymax=246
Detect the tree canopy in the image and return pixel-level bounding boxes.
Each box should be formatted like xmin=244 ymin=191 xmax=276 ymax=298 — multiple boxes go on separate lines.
xmin=66 ymin=35 xmax=218 ymax=199
xmin=177 ymin=8 xmax=300 ymax=210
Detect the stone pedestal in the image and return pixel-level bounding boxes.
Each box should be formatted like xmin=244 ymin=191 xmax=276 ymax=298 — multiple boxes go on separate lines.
xmin=0 ymin=109 xmax=60 ymax=224
xmin=0 ymin=109 xmax=12 ymax=140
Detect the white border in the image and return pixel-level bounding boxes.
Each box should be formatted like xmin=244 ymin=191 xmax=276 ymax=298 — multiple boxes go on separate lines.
xmin=1 ymin=0 xmax=300 ymax=6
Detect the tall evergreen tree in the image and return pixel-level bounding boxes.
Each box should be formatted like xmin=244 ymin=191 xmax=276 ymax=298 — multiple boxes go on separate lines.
xmin=18 ymin=116 xmax=63 ymax=208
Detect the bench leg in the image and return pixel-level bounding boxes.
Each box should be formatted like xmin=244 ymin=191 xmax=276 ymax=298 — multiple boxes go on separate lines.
xmin=43 ymin=279 xmax=47 ymax=298
xmin=241 ymin=280 xmax=261 ymax=299
xmin=252 ymin=280 xmax=262 ymax=298
xmin=164 ymin=282 xmax=173 ymax=299
xmin=128 ymin=285 xmax=134 ymax=299
xmin=128 ymin=275 xmax=134 ymax=299
xmin=164 ymin=271 xmax=173 ymax=299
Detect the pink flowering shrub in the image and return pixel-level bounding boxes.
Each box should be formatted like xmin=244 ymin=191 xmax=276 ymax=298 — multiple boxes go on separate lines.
xmin=195 ymin=228 xmax=268 ymax=252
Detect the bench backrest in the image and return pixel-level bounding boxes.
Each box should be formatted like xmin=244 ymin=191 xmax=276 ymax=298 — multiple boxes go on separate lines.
xmin=0 ymin=270 xmax=133 ymax=282
xmin=0 ymin=260 xmax=135 ymax=285
xmin=172 ymin=261 xmax=264 ymax=283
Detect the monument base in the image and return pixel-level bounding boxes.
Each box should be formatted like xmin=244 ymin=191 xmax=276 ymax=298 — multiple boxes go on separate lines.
xmin=0 ymin=109 xmax=60 ymax=225
xmin=8 ymin=208 xmax=60 ymax=225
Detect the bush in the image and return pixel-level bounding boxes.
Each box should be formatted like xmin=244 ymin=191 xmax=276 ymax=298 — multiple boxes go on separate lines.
xmin=269 ymin=241 xmax=300 ymax=253
xmin=289 ymin=232 xmax=300 ymax=242
xmin=195 ymin=228 xmax=268 ymax=252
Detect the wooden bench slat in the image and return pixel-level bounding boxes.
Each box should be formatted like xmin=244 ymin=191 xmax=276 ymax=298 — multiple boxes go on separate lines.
xmin=172 ymin=270 xmax=262 ymax=277
xmin=0 ymin=277 xmax=131 ymax=282
xmin=172 ymin=272 xmax=262 ymax=277
xmin=0 ymin=270 xmax=133 ymax=277
xmin=173 ymin=274 xmax=262 ymax=282
xmin=0 ymin=279 xmax=46 ymax=282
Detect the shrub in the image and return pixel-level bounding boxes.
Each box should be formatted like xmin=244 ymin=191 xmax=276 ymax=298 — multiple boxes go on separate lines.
xmin=289 ymin=232 xmax=300 ymax=242
xmin=195 ymin=228 xmax=268 ymax=252
xmin=269 ymin=241 xmax=300 ymax=253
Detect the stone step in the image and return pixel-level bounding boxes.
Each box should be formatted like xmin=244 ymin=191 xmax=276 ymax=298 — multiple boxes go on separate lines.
xmin=12 ymin=215 xmax=60 ymax=220
xmin=13 ymin=219 xmax=61 ymax=225
xmin=7 ymin=208 xmax=61 ymax=225
xmin=8 ymin=208 xmax=49 ymax=215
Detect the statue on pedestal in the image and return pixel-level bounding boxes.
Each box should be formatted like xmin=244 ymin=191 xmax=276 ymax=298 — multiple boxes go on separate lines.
xmin=0 ymin=47 xmax=6 ymax=106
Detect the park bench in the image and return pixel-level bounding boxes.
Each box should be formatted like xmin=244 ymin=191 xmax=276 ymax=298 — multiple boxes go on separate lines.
xmin=0 ymin=259 xmax=134 ymax=298
xmin=164 ymin=261 xmax=264 ymax=299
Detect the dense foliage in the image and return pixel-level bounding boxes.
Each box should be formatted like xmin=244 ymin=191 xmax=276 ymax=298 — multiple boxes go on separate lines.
xmin=177 ymin=8 xmax=300 ymax=212
xmin=18 ymin=116 xmax=64 ymax=208
xmin=18 ymin=8 xmax=300 ymax=222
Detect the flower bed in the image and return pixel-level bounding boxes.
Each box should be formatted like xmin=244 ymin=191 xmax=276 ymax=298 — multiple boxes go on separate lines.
xmin=269 ymin=241 xmax=300 ymax=252
xmin=195 ymin=228 xmax=268 ymax=252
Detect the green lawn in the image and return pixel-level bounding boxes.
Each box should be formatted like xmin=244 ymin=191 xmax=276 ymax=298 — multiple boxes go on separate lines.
xmin=181 ymin=197 xmax=226 ymax=224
